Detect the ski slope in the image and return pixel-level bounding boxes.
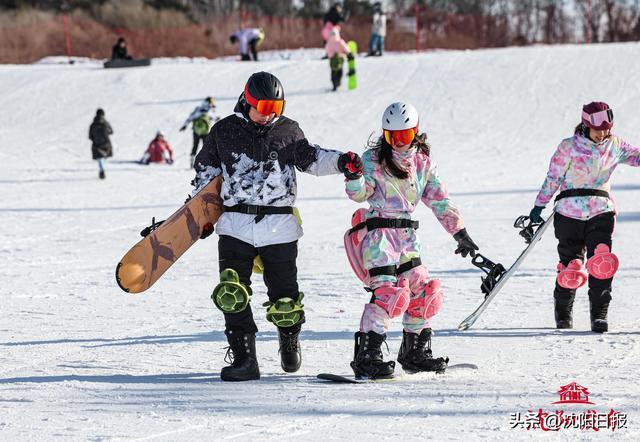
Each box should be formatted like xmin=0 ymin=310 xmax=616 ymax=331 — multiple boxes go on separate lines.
xmin=2 ymin=43 xmax=640 ymax=440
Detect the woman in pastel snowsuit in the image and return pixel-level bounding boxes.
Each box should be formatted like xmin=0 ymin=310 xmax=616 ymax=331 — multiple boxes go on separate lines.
xmin=341 ymin=102 xmax=479 ymax=379
xmin=324 ymin=27 xmax=352 ymax=91
xmin=528 ymin=101 xmax=640 ymax=333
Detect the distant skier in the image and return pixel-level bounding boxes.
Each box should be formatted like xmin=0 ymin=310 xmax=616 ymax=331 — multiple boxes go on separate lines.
xmin=191 ymin=71 xmax=361 ymax=382
xmin=322 ymin=2 xmax=347 ymax=43
xmin=88 ymin=108 xmax=113 ymax=180
xmin=324 ymin=27 xmax=353 ymax=91
xmin=111 ymin=37 xmax=132 ymax=60
xmin=140 ymin=131 xmax=174 ymax=165
xmin=368 ymin=2 xmax=386 ymax=56
xmin=528 ymin=102 xmax=640 ymax=333
xmin=342 ymin=102 xmax=479 ymax=379
xmin=229 ymin=28 xmax=265 ymax=61
xmin=180 ymin=97 xmax=219 ymax=168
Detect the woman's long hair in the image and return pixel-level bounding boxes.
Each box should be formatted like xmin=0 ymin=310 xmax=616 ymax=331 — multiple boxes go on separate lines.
xmin=574 ymin=122 xmax=589 ymax=137
xmin=368 ymin=132 xmax=430 ymax=179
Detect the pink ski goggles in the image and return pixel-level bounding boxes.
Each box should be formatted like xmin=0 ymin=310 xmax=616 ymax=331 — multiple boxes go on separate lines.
xmin=582 ymin=108 xmax=613 ymax=129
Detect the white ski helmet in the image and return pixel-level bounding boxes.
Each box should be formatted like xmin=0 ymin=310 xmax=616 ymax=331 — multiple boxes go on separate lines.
xmin=381 ymin=102 xmax=419 ymax=131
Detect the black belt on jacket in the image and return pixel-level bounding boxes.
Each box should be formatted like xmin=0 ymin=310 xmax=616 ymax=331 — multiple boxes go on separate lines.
xmin=349 ymin=217 xmax=419 ymax=234
xmin=226 ymin=204 xmax=294 ymax=223
xmin=554 ymin=189 xmax=610 ymax=203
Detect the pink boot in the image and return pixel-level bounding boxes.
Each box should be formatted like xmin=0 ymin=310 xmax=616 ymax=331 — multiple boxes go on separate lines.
xmin=586 ymin=244 xmax=619 ymax=279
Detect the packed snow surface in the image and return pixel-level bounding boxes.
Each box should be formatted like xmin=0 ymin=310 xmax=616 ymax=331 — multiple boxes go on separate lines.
xmin=2 ymin=44 xmax=640 ymax=440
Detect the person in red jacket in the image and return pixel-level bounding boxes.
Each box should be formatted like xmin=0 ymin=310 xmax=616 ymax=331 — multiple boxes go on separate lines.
xmin=140 ymin=131 xmax=174 ymax=165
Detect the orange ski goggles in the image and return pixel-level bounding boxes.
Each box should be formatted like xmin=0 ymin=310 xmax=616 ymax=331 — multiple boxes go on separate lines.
xmin=383 ymin=127 xmax=418 ymax=146
xmin=244 ymin=85 xmax=285 ymax=116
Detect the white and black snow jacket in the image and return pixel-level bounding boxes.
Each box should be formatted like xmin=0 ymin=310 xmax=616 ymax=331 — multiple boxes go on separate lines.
xmin=191 ymin=113 xmax=341 ymax=247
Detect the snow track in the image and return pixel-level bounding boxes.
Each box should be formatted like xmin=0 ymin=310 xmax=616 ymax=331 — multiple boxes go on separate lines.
xmin=2 ymin=44 xmax=640 ymax=439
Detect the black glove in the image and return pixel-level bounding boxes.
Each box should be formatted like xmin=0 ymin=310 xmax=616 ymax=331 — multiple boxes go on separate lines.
xmin=453 ymin=228 xmax=479 ymax=258
xmin=529 ymin=206 xmax=544 ymax=224
xmin=179 ymin=125 xmax=186 ymax=132
xmin=337 ymin=152 xmax=363 ymax=180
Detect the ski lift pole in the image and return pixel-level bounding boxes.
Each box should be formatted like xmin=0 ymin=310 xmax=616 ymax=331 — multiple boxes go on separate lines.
xmin=586 ymin=0 xmax=591 ymax=43
xmin=61 ymin=2 xmax=72 ymax=63
xmin=415 ymin=3 xmax=420 ymax=52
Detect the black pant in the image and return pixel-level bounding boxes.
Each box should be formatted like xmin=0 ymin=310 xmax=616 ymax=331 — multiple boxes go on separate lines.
xmin=330 ymin=56 xmax=343 ymax=90
xmin=192 ymin=132 xmax=206 ymax=156
xmin=218 ymin=235 xmax=300 ymax=334
xmin=553 ymin=212 xmax=615 ymax=306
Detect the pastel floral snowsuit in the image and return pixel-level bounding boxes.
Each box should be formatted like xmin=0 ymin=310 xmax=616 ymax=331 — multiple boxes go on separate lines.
xmin=536 ymin=134 xmax=640 ymax=218
xmin=345 ymin=146 xmax=464 ymax=334
xmin=535 ymin=133 xmax=640 ymax=309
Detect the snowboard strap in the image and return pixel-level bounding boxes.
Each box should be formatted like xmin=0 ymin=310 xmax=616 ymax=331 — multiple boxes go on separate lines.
xmin=369 ymin=257 xmax=422 ymax=277
xmin=349 ymin=217 xmax=419 ymax=234
xmin=226 ymin=204 xmax=294 ymax=223
xmin=554 ymin=189 xmax=609 ymax=202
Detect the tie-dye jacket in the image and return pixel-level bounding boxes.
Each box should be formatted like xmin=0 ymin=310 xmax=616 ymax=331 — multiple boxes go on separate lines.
xmin=345 ymin=147 xmax=464 ymax=235
xmin=534 ymin=134 xmax=640 ymax=220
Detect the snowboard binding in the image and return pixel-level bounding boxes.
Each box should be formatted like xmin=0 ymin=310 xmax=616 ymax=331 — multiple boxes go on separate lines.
xmin=471 ymin=253 xmax=507 ymax=296
xmin=514 ymin=215 xmax=544 ymax=244
xmin=140 ymin=217 xmax=165 ymax=237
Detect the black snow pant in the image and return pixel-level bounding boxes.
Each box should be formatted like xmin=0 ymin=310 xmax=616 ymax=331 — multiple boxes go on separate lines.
xmin=330 ymin=56 xmax=343 ymax=90
xmin=191 ymin=132 xmax=206 ymax=157
xmin=218 ymin=235 xmax=302 ymax=334
xmin=553 ymin=212 xmax=615 ymax=318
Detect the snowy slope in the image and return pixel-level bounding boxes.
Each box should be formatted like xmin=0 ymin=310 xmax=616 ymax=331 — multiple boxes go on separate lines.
xmin=2 ymin=44 xmax=640 ymax=440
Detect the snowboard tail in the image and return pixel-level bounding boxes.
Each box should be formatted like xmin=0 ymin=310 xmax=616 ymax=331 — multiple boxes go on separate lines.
xmin=347 ymin=41 xmax=357 ymax=90
xmin=116 ymin=177 xmax=223 ymax=293
xmin=317 ymin=364 xmax=477 ymax=383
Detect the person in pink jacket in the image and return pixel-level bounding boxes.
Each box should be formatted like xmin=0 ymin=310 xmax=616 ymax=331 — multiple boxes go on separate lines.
xmin=529 ymin=101 xmax=640 ymax=333
xmin=341 ymin=102 xmax=479 ymax=379
xmin=140 ymin=131 xmax=174 ymax=165
xmin=324 ymin=27 xmax=353 ymax=91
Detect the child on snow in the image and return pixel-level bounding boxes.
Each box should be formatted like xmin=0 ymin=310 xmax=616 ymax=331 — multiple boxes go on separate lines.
xmin=140 ymin=131 xmax=174 ymax=165
xmin=528 ymin=101 xmax=640 ymax=333
xmin=324 ymin=27 xmax=353 ymax=91
xmin=342 ymin=102 xmax=479 ymax=379
xmin=180 ymin=97 xmax=219 ymax=168
xmin=191 ymin=71 xmax=362 ymax=382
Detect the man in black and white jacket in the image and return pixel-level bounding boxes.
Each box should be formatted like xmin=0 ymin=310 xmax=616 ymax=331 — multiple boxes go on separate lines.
xmin=192 ymin=71 xmax=362 ymax=382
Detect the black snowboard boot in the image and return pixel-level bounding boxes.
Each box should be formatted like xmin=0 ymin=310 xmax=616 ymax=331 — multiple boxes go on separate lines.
xmin=99 ymin=170 xmax=105 ymax=179
xmin=350 ymin=331 xmax=395 ymax=379
xmin=220 ymin=329 xmax=260 ymax=382
xmin=278 ymin=324 xmax=301 ymax=373
xmin=397 ymin=329 xmax=449 ymax=373
xmin=590 ymin=290 xmax=611 ymax=333
xmin=554 ymin=294 xmax=575 ymax=329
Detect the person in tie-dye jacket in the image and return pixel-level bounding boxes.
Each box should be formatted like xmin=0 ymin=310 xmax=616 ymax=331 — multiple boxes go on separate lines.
xmin=340 ymin=102 xmax=479 ymax=379
xmin=529 ymin=101 xmax=640 ymax=333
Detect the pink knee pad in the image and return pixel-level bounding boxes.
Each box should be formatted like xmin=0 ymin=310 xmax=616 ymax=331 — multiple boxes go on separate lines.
xmin=406 ymin=279 xmax=444 ymax=320
xmin=373 ymin=279 xmax=410 ymax=318
xmin=586 ymin=243 xmax=619 ymax=280
xmin=556 ymin=259 xmax=588 ymax=289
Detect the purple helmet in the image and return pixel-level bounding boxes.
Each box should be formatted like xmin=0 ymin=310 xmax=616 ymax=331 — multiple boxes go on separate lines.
xmin=582 ymin=101 xmax=613 ymax=130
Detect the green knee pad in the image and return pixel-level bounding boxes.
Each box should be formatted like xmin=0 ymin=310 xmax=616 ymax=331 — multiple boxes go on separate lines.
xmin=211 ymin=268 xmax=251 ymax=313
xmin=263 ymin=293 xmax=305 ymax=328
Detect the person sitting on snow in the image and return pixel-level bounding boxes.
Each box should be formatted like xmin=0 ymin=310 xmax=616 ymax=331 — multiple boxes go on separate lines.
xmin=111 ymin=37 xmax=133 ymax=60
xmin=140 ymin=131 xmax=174 ymax=165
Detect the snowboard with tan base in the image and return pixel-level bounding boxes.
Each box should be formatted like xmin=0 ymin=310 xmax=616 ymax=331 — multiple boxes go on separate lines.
xmin=116 ymin=176 xmax=223 ymax=293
